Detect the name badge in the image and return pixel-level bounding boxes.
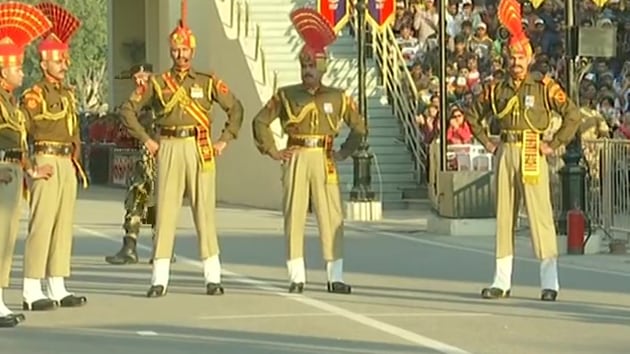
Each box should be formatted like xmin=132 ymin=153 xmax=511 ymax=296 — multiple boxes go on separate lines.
xmin=190 ymin=85 xmax=204 ymax=99
xmin=525 ymin=95 xmax=535 ymax=108
xmin=323 ymin=102 xmax=333 ymax=114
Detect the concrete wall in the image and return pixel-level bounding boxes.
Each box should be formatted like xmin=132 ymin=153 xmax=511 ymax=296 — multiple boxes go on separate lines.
xmin=108 ymin=0 xmax=283 ymax=210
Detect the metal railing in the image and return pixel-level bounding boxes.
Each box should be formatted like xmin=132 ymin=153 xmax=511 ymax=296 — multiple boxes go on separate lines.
xmin=579 ymin=139 xmax=630 ymax=239
xmin=223 ymin=0 xmax=278 ymax=92
xmin=523 ymin=138 xmax=630 ymax=243
xmin=371 ymin=26 xmax=427 ymax=183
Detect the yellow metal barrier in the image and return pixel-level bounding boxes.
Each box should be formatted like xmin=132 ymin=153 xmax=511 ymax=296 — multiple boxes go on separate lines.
xmin=370 ymin=25 xmax=427 ymax=183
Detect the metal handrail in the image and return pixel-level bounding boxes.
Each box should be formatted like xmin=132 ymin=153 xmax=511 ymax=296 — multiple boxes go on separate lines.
xmin=371 ymin=25 xmax=427 ymax=183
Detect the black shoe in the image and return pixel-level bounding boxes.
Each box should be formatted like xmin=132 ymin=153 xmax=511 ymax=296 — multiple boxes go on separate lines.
xmin=327 ymin=282 xmax=351 ymax=294
xmin=541 ymin=289 xmax=558 ymax=302
xmin=481 ymin=287 xmax=511 ymax=299
xmin=206 ymin=283 xmax=224 ymax=296
xmin=146 ymin=285 xmax=167 ymax=298
xmin=22 ymin=298 xmax=57 ymax=311
xmin=288 ymin=282 xmax=304 ymax=293
xmin=105 ymin=236 xmax=138 ymax=265
xmin=0 ymin=314 xmax=23 ymax=328
xmin=58 ymin=295 xmax=87 ymax=308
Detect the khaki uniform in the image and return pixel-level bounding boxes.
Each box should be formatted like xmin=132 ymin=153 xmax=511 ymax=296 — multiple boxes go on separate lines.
xmin=466 ymin=72 xmax=581 ymax=292
xmin=0 ymin=88 xmax=27 ymax=289
xmin=119 ymin=68 xmax=243 ymax=290
xmin=20 ymin=80 xmax=87 ymax=304
xmin=252 ymin=84 xmax=366 ymax=286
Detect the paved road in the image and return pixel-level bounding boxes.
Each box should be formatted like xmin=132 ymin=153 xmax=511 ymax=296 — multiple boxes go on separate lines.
xmin=1 ymin=187 xmax=629 ymax=354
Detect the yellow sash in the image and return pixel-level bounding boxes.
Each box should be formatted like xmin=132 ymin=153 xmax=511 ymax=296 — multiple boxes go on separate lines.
xmin=161 ymin=73 xmax=214 ymax=171
xmin=323 ymin=136 xmax=338 ymax=185
xmin=521 ymin=131 xmax=540 ymax=184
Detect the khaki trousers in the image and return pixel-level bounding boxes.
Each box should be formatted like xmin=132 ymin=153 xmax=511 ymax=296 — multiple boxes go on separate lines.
xmin=282 ymin=148 xmax=344 ymax=261
xmin=23 ymin=155 xmax=77 ymax=279
xmin=153 ymin=138 xmax=218 ymax=259
xmin=0 ymin=162 xmax=23 ymax=287
xmin=495 ymin=143 xmax=558 ymax=260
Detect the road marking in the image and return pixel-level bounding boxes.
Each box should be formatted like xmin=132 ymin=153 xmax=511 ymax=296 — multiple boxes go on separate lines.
xmin=136 ymin=331 xmax=158 ymax=336
xmin=45 ymin=327 xmax=422 ymax=353
xmin=347 ymin=224 xmax=630 ymax=278
xmin=78 ymin=226 xmax=472 ymax=354
xmin=197 ymin=312 xmax=491 ymax=320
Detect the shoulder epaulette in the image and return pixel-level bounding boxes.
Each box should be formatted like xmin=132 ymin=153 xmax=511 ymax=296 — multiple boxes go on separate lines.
xmin=22 ymin=85 xmax=44 ymax=100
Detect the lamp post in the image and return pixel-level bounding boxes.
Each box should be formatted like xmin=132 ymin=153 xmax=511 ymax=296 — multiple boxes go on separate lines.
xmin=557 ymin=0 xmax=586 ymax=234
xmin=438 ymin=0 xmax=448 ymax=172
xmin=349 ymin=0 xmax=376 ymax=202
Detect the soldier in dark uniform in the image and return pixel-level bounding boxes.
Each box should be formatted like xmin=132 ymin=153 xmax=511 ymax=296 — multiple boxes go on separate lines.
xmin=251 ymin=8 xmax=366 ymax=294
xmin=0 ymin=0 xmax=54 ymax=327
xmin=119 ymin=0 xmax=244 ymax=297
xmin=20 ymin=2 xmax=89 ymax=311
xmin=465 ymin=0 xmax=581 ymax=302
xmin=105 ymin=65 xmax=174 ymax=265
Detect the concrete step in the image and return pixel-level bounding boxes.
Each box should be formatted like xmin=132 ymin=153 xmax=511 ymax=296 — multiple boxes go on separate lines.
xmin=401 ymin=185 xmax=429 ymax=200
xmin=403 ymin=198 xmax=431 ymax=211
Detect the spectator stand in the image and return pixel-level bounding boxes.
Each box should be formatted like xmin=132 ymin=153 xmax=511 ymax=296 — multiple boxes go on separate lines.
xmin=83 ymin=111 xmax=140 ymax=188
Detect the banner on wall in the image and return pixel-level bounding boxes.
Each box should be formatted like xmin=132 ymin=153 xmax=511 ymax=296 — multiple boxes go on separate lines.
xmin=316 ymin=0 xmax=352 ymax=33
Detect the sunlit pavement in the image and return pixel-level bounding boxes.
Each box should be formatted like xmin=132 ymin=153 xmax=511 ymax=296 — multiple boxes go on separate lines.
xmin=1 ymin=186 xmax=629 ymax=354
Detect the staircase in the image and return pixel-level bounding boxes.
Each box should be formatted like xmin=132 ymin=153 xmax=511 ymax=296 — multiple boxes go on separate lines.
xmin=242 ymin=0 xmax=417 ymax=209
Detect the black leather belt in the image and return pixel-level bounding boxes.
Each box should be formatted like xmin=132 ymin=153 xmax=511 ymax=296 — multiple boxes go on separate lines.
xmin=287 ymin=136 xmax=330 ymax=148
xmin=159 ymin=126 xmax=197 ymax=138
xmin=500 ymin=131 xmax=541 ymax=143
xmin=33 ymin=142 xmax=73 ymax=156
xmin=0 ymin=149 xmax=23 ymax=162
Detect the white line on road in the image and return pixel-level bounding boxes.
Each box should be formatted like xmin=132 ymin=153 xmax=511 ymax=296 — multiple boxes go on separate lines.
xmin=77 ymin=226 xmax=472 ymax=354
xmin=197 ymin=312 xmax=492 ymax=320
xmin=347 ymin=225 xmax=630 ymax=278
xmin=136 ymin=331 xmax=159 ymax=336
xmin=51 ymin=326 xmax=424 ymax=354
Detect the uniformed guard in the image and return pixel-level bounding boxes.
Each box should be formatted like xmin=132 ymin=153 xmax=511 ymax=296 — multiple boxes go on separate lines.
xmin=465 ymin=0 xmax=581 ymax=302
xmin=119 ymin=0 xmax=244 ymax=297
xmin=251 ymin=7 xmax=366 ymax=294
xmin=105 ymin=64 xmax=175 ymax=265
xmin=20 ymin=1 xmax=88 ymax=311
xmin=0 ymin=1 xmax=53 ymax=327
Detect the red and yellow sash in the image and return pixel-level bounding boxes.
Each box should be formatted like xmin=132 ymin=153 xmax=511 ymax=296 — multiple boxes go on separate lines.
xmin=161 ymin=73 xmax=214 ymax=171
xmin=521 ymin=130 xmax=540 ymax=185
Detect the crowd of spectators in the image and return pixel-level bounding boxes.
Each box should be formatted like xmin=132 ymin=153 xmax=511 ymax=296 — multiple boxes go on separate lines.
xmin=392 ymin=0 xmax=630 ymax=151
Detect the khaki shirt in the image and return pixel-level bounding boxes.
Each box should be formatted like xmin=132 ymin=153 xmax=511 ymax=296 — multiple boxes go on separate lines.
xmin=119 ymin=68 xmax=244 ymax=144
xmin=466 ymin=72 xmax=581 ymax=150
xmin=0 ymin=87 xmax=27 ymax=151
xmin=21 ymin=79 xmax=82 ymax=157
xmin=252 ymin=84 xmax=367 ymax=159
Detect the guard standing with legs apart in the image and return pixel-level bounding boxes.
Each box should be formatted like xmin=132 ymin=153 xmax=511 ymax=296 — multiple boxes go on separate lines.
xmin=252 ymin=8 xmax=366 ymax=294
xmin=0 ymin=1 xmax=53 ymax=326
xmin=465 ymin=0 xmax=582 ymax=302
xmin=20 ymin=1 xmax=88 ymax=311
xmin=119 ymin=0 xmax=244 ymax=297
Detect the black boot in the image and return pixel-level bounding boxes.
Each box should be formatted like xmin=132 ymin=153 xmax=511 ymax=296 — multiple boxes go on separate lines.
xmin=105 ymin=236 xmax=138 ymax=265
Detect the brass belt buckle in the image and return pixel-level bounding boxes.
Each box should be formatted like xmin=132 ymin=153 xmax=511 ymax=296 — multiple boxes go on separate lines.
xmin=303 ymin=137 xmax=320 ymax=148
xmin=178 ymin=129 xmax=188 ymax=138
